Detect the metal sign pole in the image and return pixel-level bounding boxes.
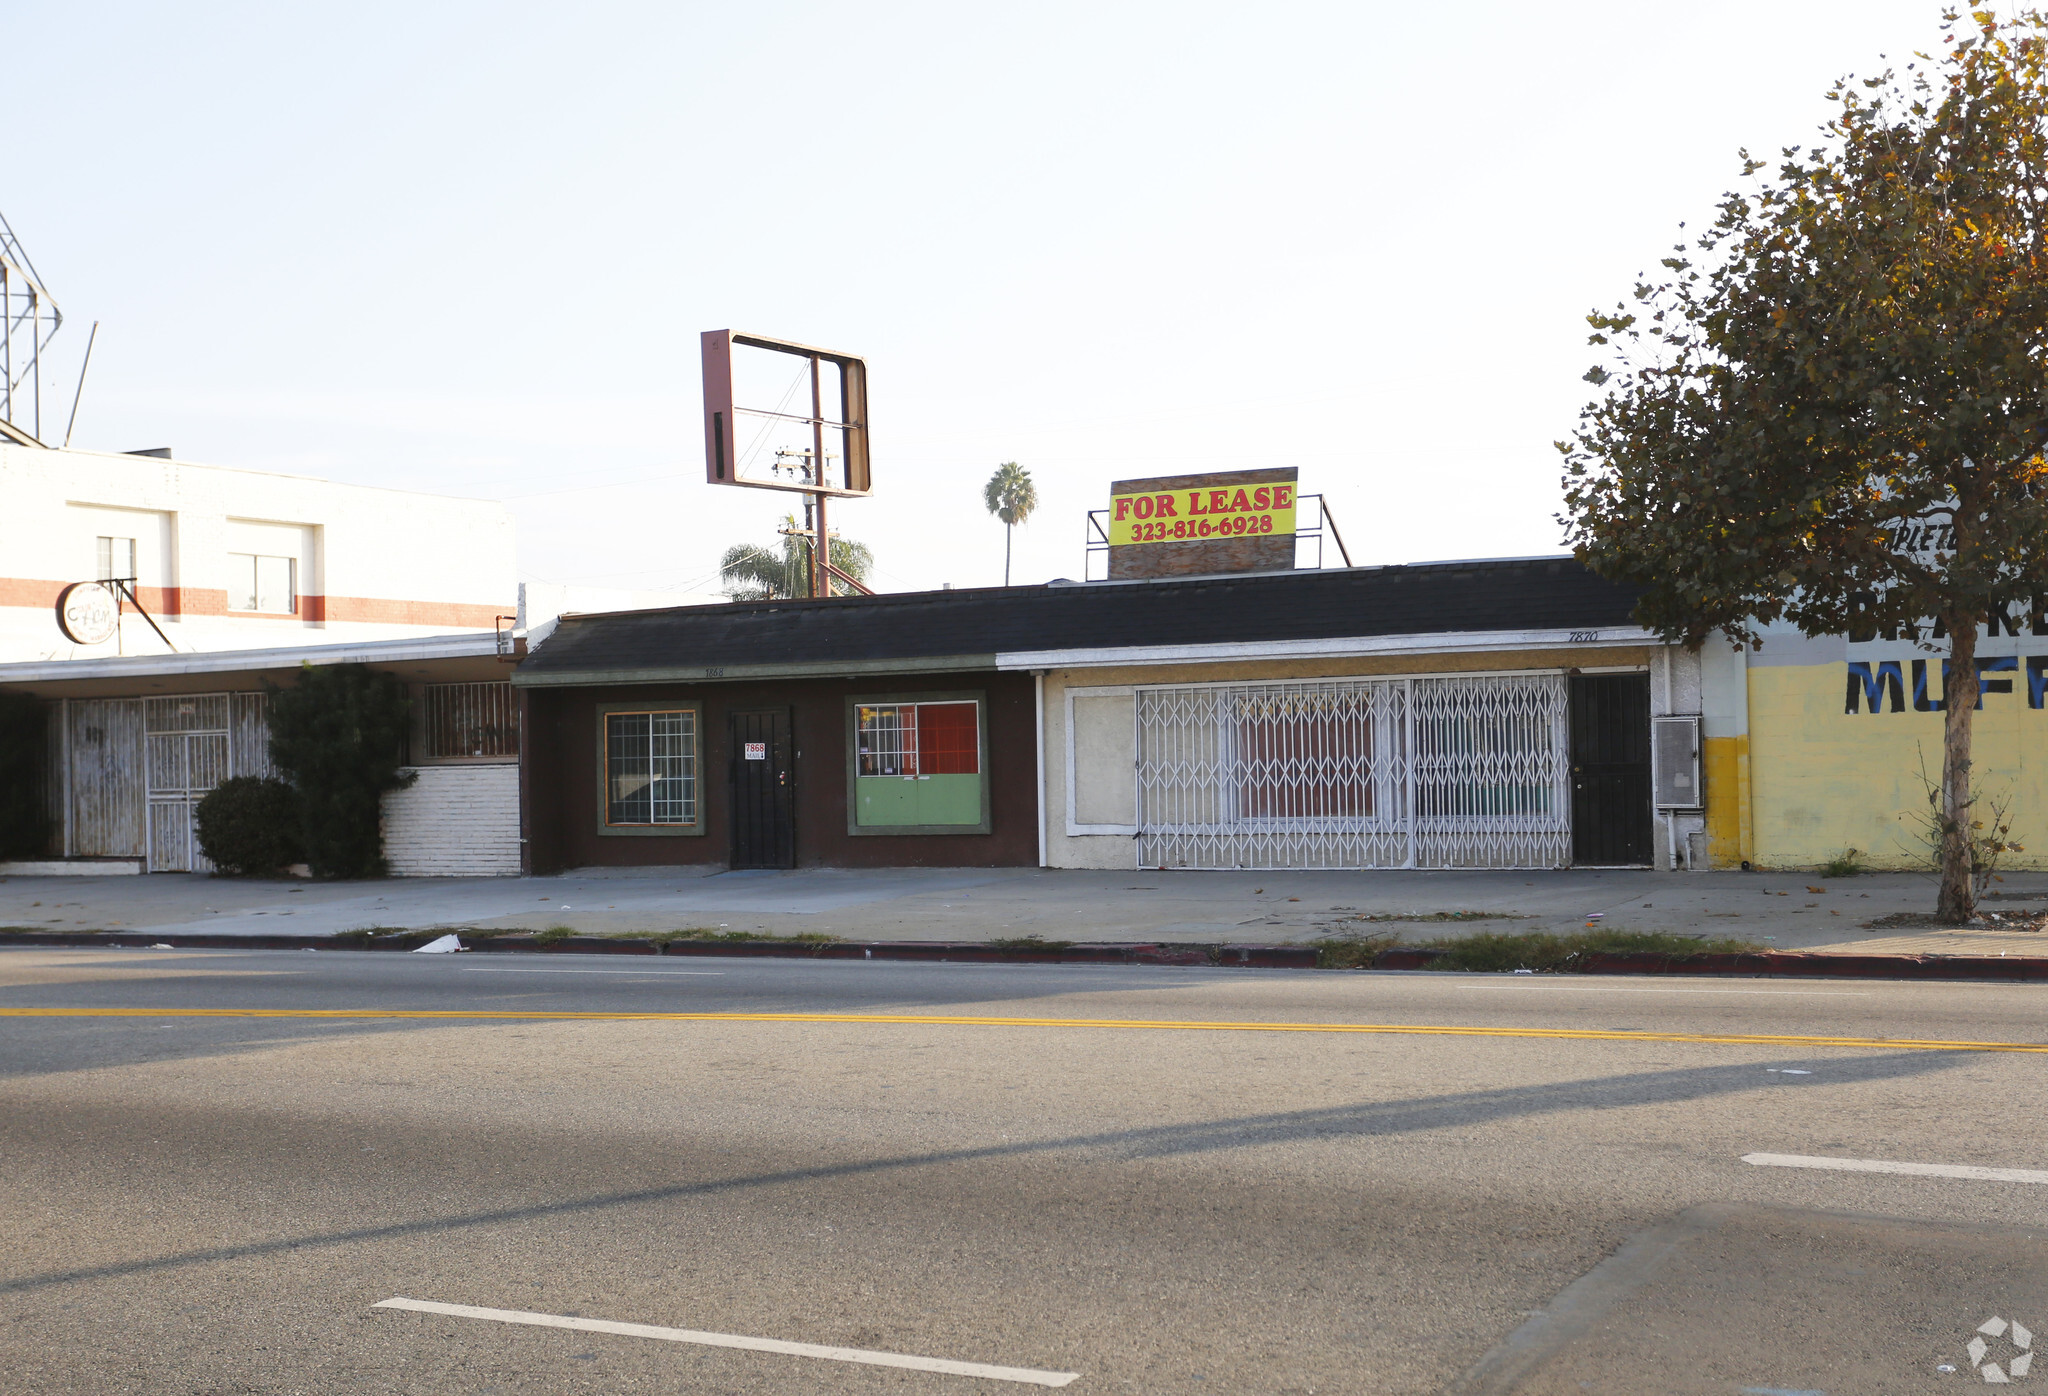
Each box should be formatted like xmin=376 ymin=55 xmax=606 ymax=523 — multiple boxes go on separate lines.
xmin=810 ymin=353 xmax=828 ymax=598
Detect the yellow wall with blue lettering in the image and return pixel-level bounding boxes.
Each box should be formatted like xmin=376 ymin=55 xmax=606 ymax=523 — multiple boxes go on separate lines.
xmin=1716 ymin=658 xmax=2047 ymax=870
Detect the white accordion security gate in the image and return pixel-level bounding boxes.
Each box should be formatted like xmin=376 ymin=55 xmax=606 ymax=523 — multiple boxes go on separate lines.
xmin=1135 ymin=674 xmax=1572 ymax=870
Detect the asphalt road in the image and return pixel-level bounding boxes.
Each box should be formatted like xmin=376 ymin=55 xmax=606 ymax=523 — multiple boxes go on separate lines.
xmin=2 ymin=947 xmax=2045 ymax=1394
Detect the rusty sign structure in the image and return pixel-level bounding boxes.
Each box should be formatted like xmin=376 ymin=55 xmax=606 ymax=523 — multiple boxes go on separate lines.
xmin=0 ymin=208 xmax=62 ymax=443
xmin=701 ymin=330 xmax=872 ymax=599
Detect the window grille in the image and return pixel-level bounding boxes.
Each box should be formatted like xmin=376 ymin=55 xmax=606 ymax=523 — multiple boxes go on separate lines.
xmin=606 ymin=710 xmax=697 ymax=825
xmin=1136 ymin=674 xmax=1570 ymax=869
xmin=419 ymin=681 xmax=520 ymax=760
xmin=855 ymin=702 xmax=980 ymax=777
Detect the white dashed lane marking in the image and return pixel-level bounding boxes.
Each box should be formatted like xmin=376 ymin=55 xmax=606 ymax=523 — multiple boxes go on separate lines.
xmin=372 ymin=1297 xmax=1081 ymax=1387
xmin=1742 ymin=1152 xmax=2048 ymax=1184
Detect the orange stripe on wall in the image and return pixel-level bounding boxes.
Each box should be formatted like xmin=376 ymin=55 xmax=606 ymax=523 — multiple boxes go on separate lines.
xmin=314 ymin=596 xmax=512 ymax=627
xmin=1 ymin=579 xmax=509 ymax=630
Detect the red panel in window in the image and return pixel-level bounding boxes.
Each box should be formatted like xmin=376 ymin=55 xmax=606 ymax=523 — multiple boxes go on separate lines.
xmin=915 ymin=703 xmax=979 ymax=775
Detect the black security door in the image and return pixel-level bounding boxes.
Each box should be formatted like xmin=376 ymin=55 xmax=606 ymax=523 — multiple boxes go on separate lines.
xmin=1569 ymin=673 xmax=1652 ymax=866
xmin=728 ymin=709 xmax=795 ymax=869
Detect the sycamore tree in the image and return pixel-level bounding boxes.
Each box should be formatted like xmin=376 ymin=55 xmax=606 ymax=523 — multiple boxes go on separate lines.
xmin=1561 ymin=9 xmax=2048 ymax=919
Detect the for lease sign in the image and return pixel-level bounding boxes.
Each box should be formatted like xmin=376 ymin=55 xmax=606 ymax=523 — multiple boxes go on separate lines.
xmin=1108 ymin=482 xmax=1296 ymax=546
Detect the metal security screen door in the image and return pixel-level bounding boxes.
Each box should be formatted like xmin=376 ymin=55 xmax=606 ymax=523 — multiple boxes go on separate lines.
xmin=1135 ymin=675 xmax=1572 ymax=870
xmin=728 ymin=709 xmax=795 ymax=869
xmin=144 ymin=694 xmax=274 ymax=872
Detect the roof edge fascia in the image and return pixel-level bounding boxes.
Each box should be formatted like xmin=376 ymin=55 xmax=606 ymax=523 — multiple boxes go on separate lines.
xmin=512 ymin=653 xmax=998 ymax=688
xmin=0 ymin=632 xmax=508 ymax=685
xmin=995 ymin=627 xmax=1663 ymax=671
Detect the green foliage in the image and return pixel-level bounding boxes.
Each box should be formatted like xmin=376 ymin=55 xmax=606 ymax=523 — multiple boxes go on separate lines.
xmin=1560 ymin=11 xmax=2048 ymax=919
xmin=1311 ymin=928 xmax=1762 ymax=971
xmin=642 ymin=928 xmax=842 ymax=945
xmin=0 ymin=692 xmax=50 ymax=859
xmin=194 ymin=776 xmax=304 ymax=876
xmin=983 ymin=461 xmax=1038 ymax=527
xmin=1820 ymin=847 xmax=1864 ymax=878
xmin=984 ymin=934 xmax=1076 ymax=951
xmin=1901 ymin=746 xmax=2023 ymax=900
xmin=1426 ymin=929 xmax=1763 ymax=972
xmin=1562 ymin=10 xmax=2048 ymax=646
xmin=983 ymin=461 xmax=1038 ymax=586
xmin=720 ymin=513 xmax=874 ymax=599
xmin=265 ymin=664 xmax=416 ymax=879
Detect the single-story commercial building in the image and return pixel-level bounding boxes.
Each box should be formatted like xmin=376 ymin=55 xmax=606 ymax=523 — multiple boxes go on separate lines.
xmin=2 ymin=634 xmax=524 ymax=875
xmin=512 ymin=556 xmax=1712 ymax=873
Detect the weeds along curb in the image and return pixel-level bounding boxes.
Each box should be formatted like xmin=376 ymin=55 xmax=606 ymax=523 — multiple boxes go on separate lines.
xmin=1376 ymin=945 xmax=2048 ymax=982
xmin=3 ymin=931 xmax=2044 ymax=979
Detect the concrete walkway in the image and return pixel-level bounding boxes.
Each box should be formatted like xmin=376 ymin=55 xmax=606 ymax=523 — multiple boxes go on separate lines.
xmin=5 ymin=864 xmax=2048 ymax=956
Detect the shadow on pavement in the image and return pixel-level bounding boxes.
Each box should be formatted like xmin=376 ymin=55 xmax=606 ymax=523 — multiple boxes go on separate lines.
xmin=0 ymin=1048 xmax=1959 ymax=1296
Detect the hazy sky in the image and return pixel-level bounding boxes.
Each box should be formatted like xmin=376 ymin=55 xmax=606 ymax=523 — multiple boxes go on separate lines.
xmin=8 ymin=1 xmax=1960 ymax=600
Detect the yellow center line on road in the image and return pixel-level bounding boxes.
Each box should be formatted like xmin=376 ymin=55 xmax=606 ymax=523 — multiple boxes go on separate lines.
xmin=0 ymin=1005 xmax=2042 ymax=1053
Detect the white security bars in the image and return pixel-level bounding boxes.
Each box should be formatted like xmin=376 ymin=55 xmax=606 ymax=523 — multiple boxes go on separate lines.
xmin=1135 ymin=674 xmax=1571 ymax=869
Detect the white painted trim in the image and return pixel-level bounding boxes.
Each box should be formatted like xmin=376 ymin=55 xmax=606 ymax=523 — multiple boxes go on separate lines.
xmin=1063 ymin=684 xmax=1139 ymax=836
xmin=1105 ymin=664 xmax=1640 ymax=697
xmin=1033 ymin=671 xmax=1047 ymax=868
xmin=996 ymin=626 xmax=1659 ymax=671
xmin=0 ymin=632 xmax=508 ymax=684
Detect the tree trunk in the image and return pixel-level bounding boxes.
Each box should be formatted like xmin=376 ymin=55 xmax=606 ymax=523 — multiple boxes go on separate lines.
xmin=1004 ymin=523 xmax=1013 ymax=587
xmin=1936 ymin=610 xmax=1981 ymax=922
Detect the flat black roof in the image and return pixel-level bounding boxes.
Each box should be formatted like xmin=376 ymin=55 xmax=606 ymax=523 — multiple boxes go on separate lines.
xmin=514 ymin=558 xmax=1644 ymax=685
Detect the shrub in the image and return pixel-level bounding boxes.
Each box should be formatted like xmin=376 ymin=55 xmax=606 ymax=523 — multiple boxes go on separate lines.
xmin=265 ymin=663 xmax=416 ymax=879
xmin=0 ymin=693 xmax=50 ymax=859
xmin=194 ymin=776 xmax=304 ymax=876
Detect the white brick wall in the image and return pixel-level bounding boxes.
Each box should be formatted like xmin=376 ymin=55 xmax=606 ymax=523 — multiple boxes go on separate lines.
xmin=381 ymin=764 xmax=521 ymax=876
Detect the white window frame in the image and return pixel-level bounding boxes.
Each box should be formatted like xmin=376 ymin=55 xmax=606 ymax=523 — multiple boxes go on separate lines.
xmin=1064 ymin=684 xmax=1139 ymax=836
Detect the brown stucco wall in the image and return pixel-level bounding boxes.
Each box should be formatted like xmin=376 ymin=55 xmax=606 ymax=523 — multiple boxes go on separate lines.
xmin=519 ymin=669 xmax=1039 ymax=873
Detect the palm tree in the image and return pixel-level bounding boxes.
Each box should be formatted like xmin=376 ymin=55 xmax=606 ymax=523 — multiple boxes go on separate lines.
xmin=982 ymin=461 xmax=1037 ymax=587
xmin=720 ymin=515 xmax=874 ymax=600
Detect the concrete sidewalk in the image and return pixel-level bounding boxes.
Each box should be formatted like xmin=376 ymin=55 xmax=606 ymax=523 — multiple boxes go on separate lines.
xmin=5 ymin=864 xmax=2048 ymax=957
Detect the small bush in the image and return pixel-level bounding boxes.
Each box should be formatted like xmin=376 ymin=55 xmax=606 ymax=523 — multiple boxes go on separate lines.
xmin=195 ymin=776 xmax=305 ymax=876
xmin=265 ymin=663 xmax=415 ymax=878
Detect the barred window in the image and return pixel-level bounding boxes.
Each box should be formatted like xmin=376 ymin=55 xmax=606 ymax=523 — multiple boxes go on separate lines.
xmin=419 ymin=681 xmax=519 ymax=760
xmin=855 ymin=702 xmax=980 ymax=777
xmin=606 ymin=710 xmax=698 ymax=826
xmin=853 ymin=699 xmax=982 ymax=829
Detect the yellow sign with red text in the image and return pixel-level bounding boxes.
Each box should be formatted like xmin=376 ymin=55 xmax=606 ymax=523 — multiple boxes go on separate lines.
xmin=1108 ymin=482 xmax=1296 ymax=546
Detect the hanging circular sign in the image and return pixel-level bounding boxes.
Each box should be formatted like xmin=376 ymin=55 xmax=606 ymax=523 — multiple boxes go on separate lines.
xmin=55 ymin=581 xmax=120 ymax=646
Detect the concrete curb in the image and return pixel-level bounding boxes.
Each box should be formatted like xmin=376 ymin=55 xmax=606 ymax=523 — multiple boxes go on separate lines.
xmin=0 ymin=930 xmax=1319 ymax=969
xmin=5 ymin=932 xmax=2043 ymax=979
